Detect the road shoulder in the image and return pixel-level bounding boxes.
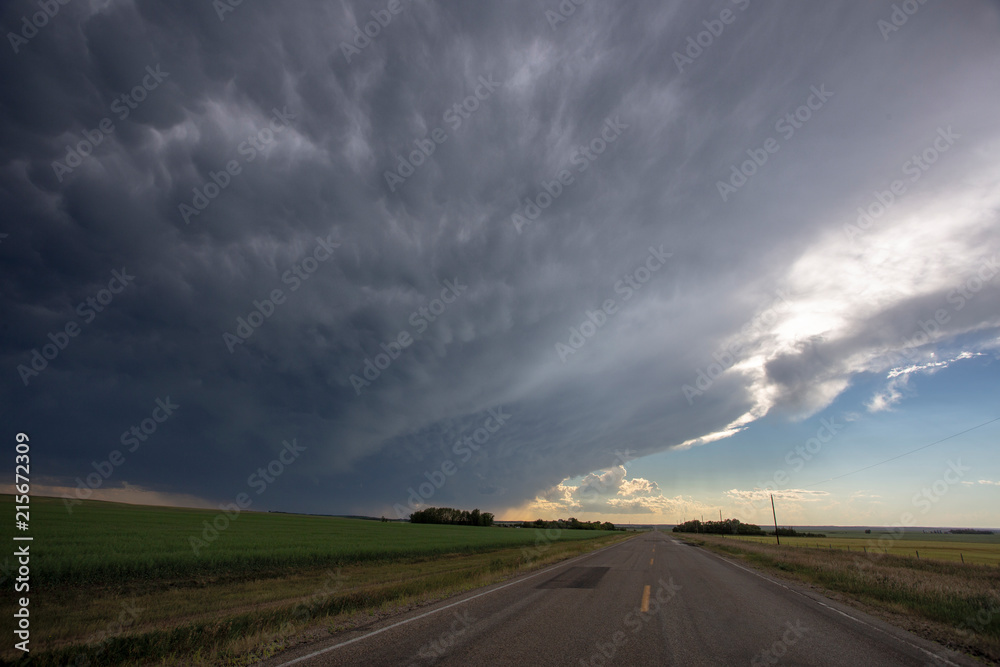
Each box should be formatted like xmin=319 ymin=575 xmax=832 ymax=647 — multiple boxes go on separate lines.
xmin=675 ymin=534 xmax=989 ymax=665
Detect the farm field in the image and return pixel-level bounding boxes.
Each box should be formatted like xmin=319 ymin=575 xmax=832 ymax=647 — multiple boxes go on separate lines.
xmin=6 ymin=494 xmax=620 ymax=586
xmin=718 ymin=532 xmax=1000 ymax=565
xmin=1 ymin=495 xmax=630 ymax=666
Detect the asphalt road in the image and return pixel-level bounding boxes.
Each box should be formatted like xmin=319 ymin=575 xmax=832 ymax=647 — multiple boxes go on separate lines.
xmin=264 ymin=531 xmax=977 ymax=666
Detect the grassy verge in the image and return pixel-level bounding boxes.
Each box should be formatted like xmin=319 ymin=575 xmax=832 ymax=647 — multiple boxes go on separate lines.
xmin=677 ymin=533 xmax=1000 ymax=663
xmin=719 ymin=533 xmax=1000 ymax=565
xmin=1 ymin=495 xmax=633 ymax=666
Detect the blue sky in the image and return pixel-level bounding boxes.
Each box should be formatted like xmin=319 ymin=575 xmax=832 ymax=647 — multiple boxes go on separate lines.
xmin=530 ymin=350 xmax=999 ymax=527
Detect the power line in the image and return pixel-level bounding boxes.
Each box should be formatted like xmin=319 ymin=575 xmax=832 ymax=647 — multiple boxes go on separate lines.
xmin=801 ymin=415 xmax=1000 ymax=488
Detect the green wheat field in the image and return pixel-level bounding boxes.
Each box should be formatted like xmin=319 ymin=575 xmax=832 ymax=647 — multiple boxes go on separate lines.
xmin=1 ymin=494 xmax=626 ymax=666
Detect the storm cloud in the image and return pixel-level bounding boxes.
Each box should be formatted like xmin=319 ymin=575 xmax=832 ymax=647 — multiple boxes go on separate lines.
xmin=2 ymin=0 xmax=998 ymax=518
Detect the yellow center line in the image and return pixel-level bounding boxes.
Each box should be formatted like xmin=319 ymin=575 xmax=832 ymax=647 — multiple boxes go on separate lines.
xmin=649 ymin=557 xmax=654 ymax=565
xmin=640 ymin=585 xmax=651 ymax=612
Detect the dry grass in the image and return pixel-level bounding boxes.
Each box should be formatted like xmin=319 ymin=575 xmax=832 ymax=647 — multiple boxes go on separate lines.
xmin=722 ymin=533 xmax=1000 ymax=565
xmin=680 ymin=533 xmax=1000 ymax=663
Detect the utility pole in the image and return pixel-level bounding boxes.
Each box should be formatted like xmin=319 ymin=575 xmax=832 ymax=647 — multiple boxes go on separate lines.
xmin=771 ymin=494 xmax=780 ymax=546
xmin=719 ymin=509 xmax=723 ymax=522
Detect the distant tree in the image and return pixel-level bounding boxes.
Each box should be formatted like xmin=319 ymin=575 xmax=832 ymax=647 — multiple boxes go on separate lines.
xmin=770 ymin=527 xmax=826 ymax=538
xmin=407 ymin=507 xmax=494 ymax=527
xmin=672 ymin=518 xmax=766 ymax=535
xmin=517 ymin=518 xmax=618 ymax=531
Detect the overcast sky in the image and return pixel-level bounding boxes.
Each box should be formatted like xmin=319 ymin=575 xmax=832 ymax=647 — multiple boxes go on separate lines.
xmin=2 ymin=0 xmax=999 ymax=527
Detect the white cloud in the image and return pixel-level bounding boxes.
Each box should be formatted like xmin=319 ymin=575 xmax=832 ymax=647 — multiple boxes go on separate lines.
xmin=576 ymin=465 xmax=628 ymax=497
xmin=866 ymin=374 xmax=909 ymax=413
xmin=725 ymin=488 xmax=831 ymax=504
xmin=525 ymin=465 xmax=711 ymax=517
xmin=886 ymin=351 xmax=984 ymax=379
xmin=868 ymin=350 xmax=985 ymax=412
xmin=674 ymin=169 xmax=1000 ymax=444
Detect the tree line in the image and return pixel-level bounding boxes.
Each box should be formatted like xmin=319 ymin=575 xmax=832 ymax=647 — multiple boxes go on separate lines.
xmin=672 ymin=519 xmax=827 ymax=538
xmin=672 ymin=518 xmax=765 ymax=535
xmin=405 ymin=510 xmax=623 ymax=531
xmin=408 ymin=507 xmax=494 ymax=526
xmin=773 ymin=527 xmax=826 ymax=537
xmin=520 ymin=517 xmax=621 ymax=531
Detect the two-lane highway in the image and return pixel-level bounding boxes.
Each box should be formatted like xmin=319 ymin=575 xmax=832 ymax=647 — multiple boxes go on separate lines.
xmin=265 ymin=531 xmax=976 ymax=666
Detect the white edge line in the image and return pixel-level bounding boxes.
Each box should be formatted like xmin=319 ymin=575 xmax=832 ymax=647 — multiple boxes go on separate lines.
xmin=689 ymin=541 xmax=963 ymax=667
xmin=272 ymin=534 xmax=637 ymax=667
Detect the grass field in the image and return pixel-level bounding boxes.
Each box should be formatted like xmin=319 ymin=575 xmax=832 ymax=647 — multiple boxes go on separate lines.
xmin=1 ymin=495 xmax=631 ymax=666
xmin=6 ymin=495 xmax=623 ymax=587
xmin=678 ymin=533 xmax=1000 ymax=663
xmin=717 ymin=531 xmax=1000 ymax=565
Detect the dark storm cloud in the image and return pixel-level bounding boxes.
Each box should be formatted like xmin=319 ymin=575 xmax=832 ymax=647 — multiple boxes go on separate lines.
xmin=2 ymin=0 xmax=999 ymax=516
